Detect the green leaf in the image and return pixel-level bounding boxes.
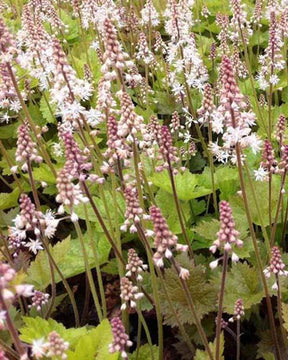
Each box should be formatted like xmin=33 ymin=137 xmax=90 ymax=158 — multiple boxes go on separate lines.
xmin=214 ymin=166 xmax=239 ymax=199
xmin=0 ymin=188 xmax=20 ymax=210
xmin=67 ymin=319 xmax=118 ymax=360
xmin=213 ymin=262 xmax=264 ymax=313
xmin=159 ymin=253 xmax=217 ymax=327
xmin=32 ymin=164 xmax=57 ymax=184
xmin=28 ymin=102 xmax=46 ymax=126
xmin=20 ymin=317 xmax=88 ymax=349
xmin=129 ymin=344 xmax=159 ymax=360
xmin=71 ymin=192 xmax=125 ymax=231
xmin=0 ymin=207 xmax=19 ymax=227
xmin=26 ymin=233 xmax=110 ymax=289
xmin=150 ymin=171 xmax=200 ymax=200
xmin=229 ymin=178 xmax=279 ymax=226
xmin=193 ymin=218 xmax=220 ymax=242
xmin=39 ymin=94 xmax=56 ymax=124
xmin=155 ymin=189 xmax=191 ymax=233
xmin=0 ymin=122 xmax=19 ymax=139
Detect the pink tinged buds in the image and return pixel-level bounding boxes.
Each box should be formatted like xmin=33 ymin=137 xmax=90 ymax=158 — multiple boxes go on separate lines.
xmin=275 ymin=114 xmax=286 ymax=144
xmin=102 ymin=18 xmax=130 ymax=75
xmin=136 ymin=32 xmax=155 ymax=65
xmin=158 ymin=126 xmax=179 ymax=165
xmin=60 ymin=130 xmax=92 ymax=177
xmin=229 ymin=298 xmax=244 ymax=322
xmin=46 ymin=331 xmax=69 ymax=360
xmin=209 ymin=201 xmax=241 ymax=267
xmin=261 ymin=140 xmax=278 ymax=174
xmin=120 ymin=277 xmax=143 ymax=310
xmin=179 ymin=267 xmax=190 ymax=280
xmin=0 ymin=18 xmax=16 ymax=55
xmin=56 ymin=165 xmax=88 ymax=210
xmin=19 ymin=194 xmax=36 ymax=230
xmin=170 ymin=111 xmax=183 ymax=133
xmin=109 ymin=317 xmax=132 ymax=359
xmin=29 ymin=291 xmax=50 ymax=311
xmin=150 ymin=205 xmax=187 ymax=267
xmin=264 ymin=246 xmax=288 ymax=290
xmin=122 ymin=186 xmax=144 ymax=233
xmin=126 ymin=249 xmax=148 ymax=281
xmin=117 ymin=91 xmax=143 ymax=138
xmin=197 ymin=83 xmax=215 ymax=122
xmin=104 ymin=115 xmax=130 ymax=164
xmin=16 ymin=124 xmax=42 ymax=167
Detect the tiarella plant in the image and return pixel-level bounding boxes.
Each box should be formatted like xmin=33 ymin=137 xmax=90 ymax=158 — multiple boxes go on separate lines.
xmin=0 ymin=0 xmax=288 ymax=359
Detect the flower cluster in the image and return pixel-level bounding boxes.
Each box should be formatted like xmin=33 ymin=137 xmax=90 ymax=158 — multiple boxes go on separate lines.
xmin=15 ymin=124 xmax=42 ymax=171
xmin=126 ymin=248 xmax=148 ymax=282
xmin=156 ymin=126 xmax=180 ymax=172
xmin=32 ymin=331 xmax=69 ymax=360
xmin=141 ymin=0 xmax=160 ymax=27
xmin=149 ymin=205 xmax=188 ymax=273
xmin=120 ymin=277 xmax=144 ymax=310
xmin=257 ymin=12 xmax=285 ymax=89
xmin=121 ymin=186 xmax=149 ymax=233
xmin=10 ymin=194 xmax=59 ymax=253
xmin=229 ymin=298 xmax=245 ymax=322
xmin=210 ymin=201 xmax=242 ymax=268
xmin=109 ymin=317 xmax=132 ymax=359
xmin=264 ymin=246 xmax=288 ymax=290
xmin=210 ymin=56 xmax=261 ymax=163
xmin=29 ymin=291 xmax=50 ymax=312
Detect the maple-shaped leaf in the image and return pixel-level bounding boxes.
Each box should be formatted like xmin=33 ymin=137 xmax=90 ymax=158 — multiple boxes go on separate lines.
xmin=159 ymin=253 xmax=217 ymax=327
xmin=212 ymin=262 xmax=264 ymax=314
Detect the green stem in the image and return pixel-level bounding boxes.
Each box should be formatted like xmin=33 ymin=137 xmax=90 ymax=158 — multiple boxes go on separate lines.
xmin=243 ymin=162 xmax=270 ymax=255
xmin=73 ymin=220 xmax=103 ymax=322
xmin=270 ymin=172 xmax=287 ymax=246
xmin=83 ymin=204 xmax=107 ymax=318
xmin=167 ymin=161 xmax=194 ymax=260
xmin=137 ymin=309 xmax=155 ymax=360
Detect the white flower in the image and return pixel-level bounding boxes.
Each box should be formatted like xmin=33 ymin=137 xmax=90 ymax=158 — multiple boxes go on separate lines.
xmin=32 ymin=338 xmax=47 ymax=359
xmin=90 ymin=41 xmax=100 ymax=50
xmin=231 ymin=252 xmax=239 ymax=263
xmin=179 ymin=267 xmax=190 ymax=280
xmin=70 ymin=212 xmax=79 ymax=222
xmin=52 ymin=143 xmax=63 ymax=158
xmin=209 ymin=259 xmax=219 ymax=269
xmin=0 ymin=113 xmax=10 ymax=123
xmin=10 ymin=165 xmax=18 ymax=174
xmin=272 ymin=282 xmax=278 ymax=291
xmin=24 ymin=239 xmax=44 ymax=255
xmin=171 ymin=82 xmax=184 ymax=96
xmin=254 ymin=166 xmax=268 ymax=181
xmin=15 ymin=284 xmax=34 ymax=297
xmin=270 ymin=74 xmax=279 ymax=86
